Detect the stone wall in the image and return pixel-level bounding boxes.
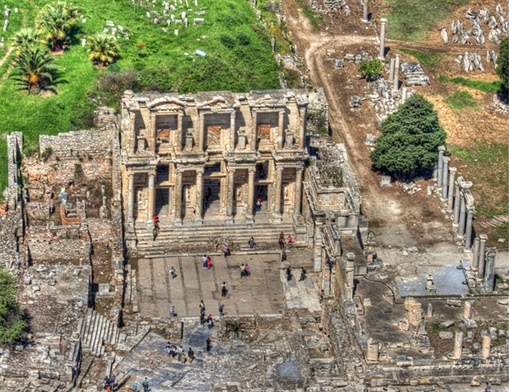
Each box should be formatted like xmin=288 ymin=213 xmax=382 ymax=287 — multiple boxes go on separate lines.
xmin=39 ymin=129 xmax=112 ymax=159
xmin=27 ymin=223 xmax=91 ymax=264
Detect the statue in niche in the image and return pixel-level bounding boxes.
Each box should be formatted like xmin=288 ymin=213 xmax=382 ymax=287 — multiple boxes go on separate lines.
xmin=136 ymin=189 xmax=145 ymax=209
xmin=284 ymin=184 xmax=290 ymax=200
xmin=284 ymin=128 xmax=295 ymax=149
xmin=237 ymin=129 xmax=247 ymax=150
xmin=236 ymin=186 xmax=243 ymax=202
xmin=185 ymin=186 xmax=191 ymax=203
xmin=184 ymin=129 xmax=194 ymax=151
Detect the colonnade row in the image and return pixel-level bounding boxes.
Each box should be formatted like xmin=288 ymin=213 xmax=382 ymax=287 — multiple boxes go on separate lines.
xmin=436 ymin=146 xmax=496 ymax=291
xmin=125 ymin=164 xmax=304 ymax=227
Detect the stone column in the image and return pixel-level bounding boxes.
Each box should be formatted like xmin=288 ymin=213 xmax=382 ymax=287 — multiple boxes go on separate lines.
xmin=174 ymin=170 xmax=183 ymax=226
xmin=478 ymin=234 xmax=487 ymax=279
xmin=465 ymin=205 xmax=475 ymax=248
xmin=447 ymin=167 xmax=457 ymax=212
xmin=246 ymin=168 xmax=255 ymax=224
xmin=278 ymin=111 xmax=284 ymax=150
xmin=294 ymin=168 xmax=303 ymax=217
xmin=195 ymin=169 xmax=203 ymax=225
xmin=452 ymin=331 xmax=463 ymax=360
xmin=458 ymin=196 xmax=466 ymax=237
xmin=146 ymin=172 xmax=156 ymax=229
xmin=472 ymin=237 xmax=480 ymax=270
xmin=361 ymin=0 xmax=369 ymax=22
xmin=230 ymin=110 xmax=236 ymax=150
xmin=427 ymin=303 xmax=433 ymax=318
xmin=463 ymin=301 xmax=472 ymax=320
xmin=273 ymin=166 xmax=283 ymax=222
xmin=389 ymin=58 xmax=395 ymax=82
xmin=127 ymin=172 xmax=134 ymax=222
xmin=437 ymin=146 xmax=446 ymax=184
xmin=199 ymin=112 xmax=205 ymax=151
xmin=393 ymin=54 xmax=400 ymax=91
xmin=481 ymin=335 xmax=491 ymax=359
xmin=483 ymin=249 xmax=496 ymax=292
xmin=378 ymin=18 xmax=387 ymax=59
xmin=226 ymin=169 xmax=235 ymax=224
xmin=314 ymin=223 xmax=323 ymax=272
xmin=366 ymin=340 xmax=379 ymax=362
xmin=299 ymin=107 xmax=306 ymax=149
xmin=441 ymin=156 xmax=450 ymax=200
xmin=345 ymin=252 xmax=355 ymax=300
xmin=453 ymin=182 xmax=461 ymax=225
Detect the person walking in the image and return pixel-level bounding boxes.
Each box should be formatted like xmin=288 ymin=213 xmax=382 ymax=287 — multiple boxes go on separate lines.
xmin=202 ymin=255 xmax=208 ymax=269
xmin=188 ymin=347 xmax=195 ymax=362
xmin=281 ymin=248 xmax=287 ymax=262
xmin=206 ymin=336 xmax=212 ymax=352
xmin=248 ymin=236 xmax=255 ymax=249
xmin=244 ymin=263 xmax=251 ymax=277
xmin=240 ymin=263 xmax=246 ymax=278
xmin=286 ymin=266 xmax=292 ymax=281
xmin=299 ymin=267 xmax=307 ymax=282
xmin=223 ymin=243 xmax=229 ymax=258
xmin=221 ymin=281 xmax=228 ymax=297
xmin=278 ymin=232 xmax=285 ymax=249
xmin=169 ymin=266 xmax=177 ymax=279
xmin=199 ymin=300 xmax=205 ymax=313
xmin=218 ymin=303 xmax=224 ymax=317
xmin=141 ymin=377 xmax=150 ymax=392
xmin=152 ymin=227 xmax=158 ymax=241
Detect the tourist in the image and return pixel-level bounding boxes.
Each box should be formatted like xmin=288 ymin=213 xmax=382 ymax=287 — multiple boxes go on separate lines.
xmin=169 ymin=266 xmax=177 ymax=279
xmin=287 ymin=234 xmax=294 ymax=245
xmin=152 ymin=213 xmax=159 ymax=225
xmin=131 ymin=380 xmax=139 ymax=391
xmin=319 ymin=289 xmax=325 ymax=303
xmin=223 ymin=243 xmax=229 ymax=258
xmin=207 ymin=314 xmax=214 ymax=329
xmin=278 ymin=232 xmax=285 ymax=249
xmin=248 ymin=236 xmax=255 ymax=249
xmin=281 ymin=248 xmax=287 ymax=262
xmin=218 ymin=303 xmax=224 ymax=317
xmin=188 ymin=347 xmax=195 ymax=362
xmin=152 ymin=227 xmax=158 ymax=241
xmin=206 ymin=256 xmax=213 ymax=270
xmin=200 ymin=312 xmax=206 ymax=326
xmin=221 ymin=281 xmax=228 ymax=297
xmin=199 ymin=300 xmax=205 ymax=313
xmin=141 ymin=377 xmax=150 ymax=392
xmin=256 ymin=197 xmax=262 ymax=211
xmin=206 ymin=336 xmax=212 ymax=352
xmin=299 ymin=267 xmax=307 ymax=282
xmin=244 ymin=263 xmax=251 ymax=277
xmin=240 ymin=263 xmax=246 ymax=278
xmin=286 ymin=266 xmax=292 ymax=281
xmin=202 ymin=255 xmax=208 ymax=269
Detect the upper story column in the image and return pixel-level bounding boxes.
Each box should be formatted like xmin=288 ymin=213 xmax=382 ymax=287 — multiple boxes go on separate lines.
xmin=230 ymin=110 xmax=236 ymax=150
xmin=199 ymin=112 xmax=205 ymax=152
xmin=127 ymin=172 xmax=134 ymax=223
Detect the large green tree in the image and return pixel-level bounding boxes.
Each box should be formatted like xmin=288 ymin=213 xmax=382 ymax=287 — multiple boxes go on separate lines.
xmin=14 ymin=46 xmax=57 ymax=94
xmin=87 ymin=34 xmax=120 ymax=67
xmin=497 ymin=36 xmax=509 ymax=95
xmin=35 ymin=1 xmax=80 ymax=52
xmin=370 ymin=94 xmax=446 ymax=180
xmin=0 ymin=268 xmax=26 ymax=345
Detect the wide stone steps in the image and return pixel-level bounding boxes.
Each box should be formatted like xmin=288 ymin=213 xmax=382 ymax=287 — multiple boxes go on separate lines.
xmin=79 ymin=308 xmax=120 ymax=357
xmin=134 ymin=222 xmax=296 ymax=257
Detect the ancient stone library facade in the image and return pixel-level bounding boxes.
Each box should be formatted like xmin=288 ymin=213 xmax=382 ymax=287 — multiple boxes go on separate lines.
xmin=120 ymin=90 xmax=308 ymax=228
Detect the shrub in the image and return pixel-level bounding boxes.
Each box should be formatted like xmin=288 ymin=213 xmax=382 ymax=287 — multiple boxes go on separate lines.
xmin=237 ymin=33 xmax=251 ymax=46
xmin=220 ymin=35 xmax=236 ymax=49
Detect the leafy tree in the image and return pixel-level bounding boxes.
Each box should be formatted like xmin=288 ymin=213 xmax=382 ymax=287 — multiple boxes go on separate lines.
xmin=35 ymin=1 xmax=80 ymax=52
xmin=496 ymin=36 xmax=509 ymax=95
xmin=370 ymin=94 xmax=446 ymax=180
xmin=359 ymin=59 xmax=383 ymax=81
xmin=14 ymin=46 xmax=57 ymax=94
xmin=12 ymin=28 xmax=39 ymax=57
xmin=0 ymin=267 xmax=26 ymax=345
xmin=87 ymin=34 xmax=120 ymax=67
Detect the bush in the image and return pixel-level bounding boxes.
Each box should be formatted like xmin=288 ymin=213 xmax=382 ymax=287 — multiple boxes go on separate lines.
xmin=359 ymin=59 xmax=383 ymax=81
xmin=96 ymin=70 xmax=141 ymax=103
xmin=0 ymin=267 xmax=26 ymax=345
xmin=220 ymin=35 xmax=236 ymax=49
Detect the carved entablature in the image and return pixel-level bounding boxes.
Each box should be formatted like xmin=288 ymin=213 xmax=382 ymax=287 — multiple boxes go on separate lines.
xmin=147 ymin=96 xmax=187 ymax=111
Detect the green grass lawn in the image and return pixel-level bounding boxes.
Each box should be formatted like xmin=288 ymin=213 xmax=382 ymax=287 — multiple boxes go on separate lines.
xmin=0 ymin=0 xmax=281 ymax=196
xmin=444 ymin=90 xmax=477 ymax=110
xmin=438 ymin=75 xmax=502 ymax=93
xmin=386 ymin=0 xmax=469 ymax=40
xmin=399 ymin=48 xmax=444 ymax=68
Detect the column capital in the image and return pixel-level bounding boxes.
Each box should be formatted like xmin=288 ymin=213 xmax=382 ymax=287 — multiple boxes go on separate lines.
xmin=461 ymin=180 xmax=473 ymax=190
xmin=438 ymin=145 xmax=446 ymax=152
xmin=276 ymin=166 xmax=284 ymax=173
xmin=442 ymin=156 xmax=450 ymax=164
xmin=479 ymin=234 xmax=488 ymax=242
xmin=449 ymin=166 xmax=457 ymax=173
xmin=380 ymin=17 xmax=387 ymax=24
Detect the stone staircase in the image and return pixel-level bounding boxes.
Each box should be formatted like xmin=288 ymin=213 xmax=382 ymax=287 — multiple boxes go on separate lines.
xmin=134 ymin=221 xmax=297 ymax=258
xmin=78 ymin=308 xmax=122 ymax=357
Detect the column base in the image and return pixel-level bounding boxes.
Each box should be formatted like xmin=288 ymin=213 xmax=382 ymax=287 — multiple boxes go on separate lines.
xmin=246 ymin=215 xmax=254 ymax=226
xmin=194 ymin=218 xmax=203 ymax=226
xmin=446 ymin=208 xmax=453 ymax=215
xmin=361 ymin=17 xmax=369 ymax=23
xmin=146 ymin=220 xmax=154 ymax=230
xmin=226 ymin=216 xmax=234 ymax=225
xmin=272 ymin=214 xmax=282 ymax=223
xmin=174 ymin=218 xmax=183 ymax=227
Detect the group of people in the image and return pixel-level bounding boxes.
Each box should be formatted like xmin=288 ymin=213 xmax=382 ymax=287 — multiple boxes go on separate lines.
xmin=165 ymin=341 xmax=195 ymax=363
xmin=131 ymin=377 xmax=151 ymax=392
xmin=240 ymin=263 xmax=251 ymax=278
xmin=199 ymin=301 xmax=216 ymax=329
xmin=102 ymin=374 xmax=117 ymax=391
xmin=152 ymin=214 xmax=160 ymax=241
xmin=202 ymin=254 xmax=213 ymax=270
xmin=278 ymin=232 xmax=294 ymax=250
xmin=285 ymin=266 xmax=307 ymax=282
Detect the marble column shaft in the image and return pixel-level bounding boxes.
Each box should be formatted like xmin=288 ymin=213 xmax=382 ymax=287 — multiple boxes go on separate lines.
xmin=379 ymin=18 xmax=387 ymax=59
xmin=274 ymin=167 xmax=283 ymax=218
xmin=247 ymin=169 xmax=255 ymax=219
xmin=226 ymin=169 xmax=235 ymax=221
xmin=195 ymin=169 xmax=203 ymax=223
xmin=393 ymin=54 xmax=400 ymax=91
xmin=472 ymin=237 xmax=480 ymax=270
xmin=147 ymin=172 xmax=155 ymax=227
xmin=389 ymin=58 xmax=395 ymax=81
xmin=458 ymin=197 xmax=466 ymax=237
xmin=127 ymin=173 xmax=134 ymax=222
xmin=453 ymin=183 xmax=461 ymax=225
xmin=447 ymin=167 xmax=457 ymax=212
xmin=453 ymin=331 xmax=463 ymax=359
xmin=294 ymin=168 xmax=303 ymax=216
xmin=465 ymin=206 xmax=474 ymax=248
xmin=437 ymin=146 xmax=445 ymax=184
xmin=441 ymin=156 xmax=450 ymax=199
xmin=362 ymin=0 xmax=369 ymax=22
xmin=478 ymin=234 xmax=487 ymax=279
xmin=174 ymin=171 xmax=183 ymax=225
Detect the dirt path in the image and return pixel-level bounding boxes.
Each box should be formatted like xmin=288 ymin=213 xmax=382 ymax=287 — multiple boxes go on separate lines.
xmin=283 ymin=2 xmax=453 ymax=247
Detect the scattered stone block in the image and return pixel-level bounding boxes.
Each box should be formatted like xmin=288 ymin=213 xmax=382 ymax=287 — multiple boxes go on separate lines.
xmin=441 ymin=320 xmax=455 ymax=328
xmin=439 ymin=332 xmax=454 ymax=339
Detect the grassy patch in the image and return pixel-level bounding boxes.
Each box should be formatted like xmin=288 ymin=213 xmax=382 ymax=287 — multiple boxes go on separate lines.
xmin=439 ymin=75 xmax=502 ymax=93
xmin=295 ymin=0 xmax=323 ymax=29
xmin=444 ymin=91 xmax=477 ymax=109
xmin=0 ymin=0 xmax=281 ymax=192
xmin=399 ymin=48 xmax=444 ymax=68
xmin=386 ymin=0 xmax=469 ymax=40
xmin=449 ymin=143 xmax=509 ymax=220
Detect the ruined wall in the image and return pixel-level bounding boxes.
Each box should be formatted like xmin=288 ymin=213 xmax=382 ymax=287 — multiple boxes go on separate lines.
xmin=39 ymin=129 xmax=112 ymax=158
xmin=27 ymin=224 xmax=91 ymax=264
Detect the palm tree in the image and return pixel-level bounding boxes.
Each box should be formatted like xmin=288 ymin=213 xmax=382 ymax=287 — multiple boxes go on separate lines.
xmin=14 ymin=46 xmax=56 ymax=94
xmin=35 ymin=1 xmax=80 ymax=52
xmin=87 ymin=34 xmax=120 ymax=66
xmin=12 ymin=28 xmax=39 ymax=57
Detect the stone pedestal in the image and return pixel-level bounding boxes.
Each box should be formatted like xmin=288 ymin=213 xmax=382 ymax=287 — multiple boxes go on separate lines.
xmin=481 ymin=335 xmax=491 ymax=359
xmin=378 ymin=18 xmax=387 ymax=59
xmin=453 ymin=331 xmax=463 ymax=359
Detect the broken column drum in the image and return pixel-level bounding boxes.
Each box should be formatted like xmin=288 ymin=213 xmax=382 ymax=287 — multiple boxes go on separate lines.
xmin=452 ymin=331 xmax=463 ymax=359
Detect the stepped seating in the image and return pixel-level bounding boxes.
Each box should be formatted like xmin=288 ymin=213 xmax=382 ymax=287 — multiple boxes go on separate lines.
xmin=79 ymin=308 xmax=121 ymax=357
xmin=134 ymin=221 xmax=296 ymax=258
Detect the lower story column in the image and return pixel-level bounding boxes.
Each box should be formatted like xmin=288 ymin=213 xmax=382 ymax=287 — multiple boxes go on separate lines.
xmin=174 ymin=170 xmax=183 ymax=226
xmin=226 ymin=169 xmax=234 ymax=224
xmin=195 ymin=169 xmax=203 ymax=225
xmin=294 ymin=167 xmax=303 ymax=217
xmin=246 ymin=168 xmax=255 ymax=224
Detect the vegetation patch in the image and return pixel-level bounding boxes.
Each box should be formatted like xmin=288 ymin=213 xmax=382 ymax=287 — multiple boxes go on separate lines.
xmin=399 ymin=48 xmax=444 ymax=68
xmin=295 ymin=0 xmax=323 ymax=29
xmin=444 ymin=90 xmax=477 ymax=110
xmin=0 ymin=267 xmax=26 ymax=345
xmin=438 ymin=75 xmax=502 ymax=93
xmin=386 ymin=0 xmax=469 ymax=40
